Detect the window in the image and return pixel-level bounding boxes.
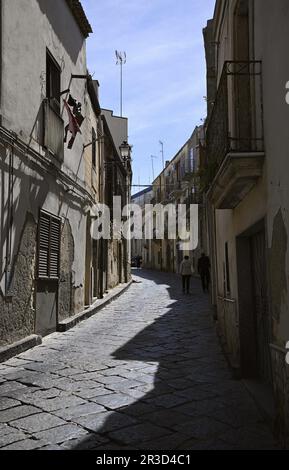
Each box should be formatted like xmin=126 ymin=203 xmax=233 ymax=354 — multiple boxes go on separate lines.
xmin=46 ymin=50 xmax=61 ymax=113
xmin=176 ymin=162 xmax=180 ymax=181
xmin=43 ymin=51 xmax=63 ymax=158
xmin=189 ymin=148 xmax=195 ymax=172
xmin=92 ymin=127 xmax=96 ymax=168
xmin=37 ymin=211 xmax=61 ymax=279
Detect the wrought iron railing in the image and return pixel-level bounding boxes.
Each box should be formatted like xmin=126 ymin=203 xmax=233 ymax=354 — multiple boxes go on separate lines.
xmin=205 ymin=61 xmax=264 ymax=185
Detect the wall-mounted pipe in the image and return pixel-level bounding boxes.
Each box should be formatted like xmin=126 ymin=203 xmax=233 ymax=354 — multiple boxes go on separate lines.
xmin=5 ymin=143 xmax=14 ymax=294
xmin=0 ymin=0 xmax=2 ymax=127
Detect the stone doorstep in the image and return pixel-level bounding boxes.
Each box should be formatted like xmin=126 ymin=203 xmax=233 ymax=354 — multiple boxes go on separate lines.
xmin=0 ymin=280 xmax=132 ymax=364
xmin=57 ymin=280 xmax=133 ymax=332
xmin=0 ymin=335 xmax=42 ymax=365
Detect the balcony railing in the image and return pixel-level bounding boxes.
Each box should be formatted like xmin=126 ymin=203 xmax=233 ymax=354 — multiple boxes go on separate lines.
xmin=205 ymin=61 xmax=264 ymax=185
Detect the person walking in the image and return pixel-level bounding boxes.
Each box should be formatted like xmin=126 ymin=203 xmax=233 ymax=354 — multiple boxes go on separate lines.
xmin=136 ymin=255 xmax=142 ymax=268
xmin=180 ymin=256 xmax=194 ymax=294
xmin=198 ymin=252 xmax=211 ymax=292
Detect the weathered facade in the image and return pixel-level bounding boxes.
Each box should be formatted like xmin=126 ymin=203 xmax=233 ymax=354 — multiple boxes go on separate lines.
xmin=0 ymin=0 xmax=131 ymax=347
xmin=203 ymin=0 xmax=289 ymax=446
xmin=146 ymin=126 xmax=206 ymax=274
xmin=101 ymin=109 xmax=132 ymax=291
xmin=131 ymin=186 xmax=153 ymax=267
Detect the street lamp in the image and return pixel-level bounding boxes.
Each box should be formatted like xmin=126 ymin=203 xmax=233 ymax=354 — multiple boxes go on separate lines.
xmin=119 ymin=140 xmax=132 ymax=284
xmin=119 ymin=140 xmax=132 ymax=162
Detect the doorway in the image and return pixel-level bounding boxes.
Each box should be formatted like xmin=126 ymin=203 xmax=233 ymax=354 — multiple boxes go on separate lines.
xmin=35 ymin=210 xmax=61 ymax=337
xmin=118 ymin=242 xmax=122 ymax=284
xmin=250 ymin=230 xmax=272 ymax=384
xmin=236 ymin=220 xmax=272 ymax=384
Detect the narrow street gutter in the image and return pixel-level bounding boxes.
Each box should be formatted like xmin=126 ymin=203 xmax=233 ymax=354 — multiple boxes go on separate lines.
xmin=57 ymin=279 xmax=133 ymax=332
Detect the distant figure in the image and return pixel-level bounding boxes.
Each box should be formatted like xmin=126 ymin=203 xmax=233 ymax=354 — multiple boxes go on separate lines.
xmin=198 ymin=253 xmax=211 ymax=292
xmin=180 ymin=256 xmax=194 ymax=294
xmin=136 ymin=255 xmax=142 ymax=268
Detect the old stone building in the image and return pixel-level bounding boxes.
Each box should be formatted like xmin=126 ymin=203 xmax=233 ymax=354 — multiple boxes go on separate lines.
xmin=0 ymin=0 xmax=131 ymax=347
xmin=146 ymin=126 xmax=206 ymax=274
xmin=131 ymin=186 xmax=153 ymax=268
xmin=202 ymin=0 xmax=289 ymax=446
xmin=101 ymin=109 xmax=132 ymax=291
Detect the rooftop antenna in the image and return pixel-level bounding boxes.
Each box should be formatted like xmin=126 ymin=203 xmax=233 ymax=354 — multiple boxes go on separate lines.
xmin=115 ymin=50 xmax=126 ymax=117
xmin=151 ymin=155 xmax=158 ymax=181
xmin=159 ymin=140 xmax=164 ymax=169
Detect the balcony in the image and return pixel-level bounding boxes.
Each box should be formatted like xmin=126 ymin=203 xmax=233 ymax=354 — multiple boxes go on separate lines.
xmin=43 ymin=99 xmax=64 ymax=161
xmin=205 ymin=61 xmax=264 ymax=209
xmin=169 ymin=181 xmax=183 ymax=199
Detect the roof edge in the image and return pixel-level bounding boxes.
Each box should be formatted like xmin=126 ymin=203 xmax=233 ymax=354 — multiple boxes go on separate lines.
xmin=66 ymin=0 xmax=93 ymax=38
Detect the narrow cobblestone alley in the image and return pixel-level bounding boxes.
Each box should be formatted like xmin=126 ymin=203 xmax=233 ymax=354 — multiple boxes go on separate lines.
xmin=0 ymin=270 xmax=279 ymax=450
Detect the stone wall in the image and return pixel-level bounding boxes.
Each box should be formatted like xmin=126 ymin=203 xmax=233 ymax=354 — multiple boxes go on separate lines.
xmin=0 ymin=213 xmax=36 ymax=346
xmin=72 ymin=285 xmax=84 ymax=314
xmin=58 ymin=218 xmax=74 ymax=321
xmin=216 ymin=297 xmax=240 ymax=371
xmin=107 ymin=241 xmax=119 ymax=289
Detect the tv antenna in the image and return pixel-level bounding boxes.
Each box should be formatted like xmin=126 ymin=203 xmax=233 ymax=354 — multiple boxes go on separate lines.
xmin=159 ymin=140 xmax=164 ymax=169
xmin=151 ymin=155 xmax=158 ymax=181
xmin=115 ymin=50 xmax=126 ymax=117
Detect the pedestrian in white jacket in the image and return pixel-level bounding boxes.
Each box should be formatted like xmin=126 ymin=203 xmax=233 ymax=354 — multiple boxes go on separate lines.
xmin=179 ymin=256 xmax=194 ymax=294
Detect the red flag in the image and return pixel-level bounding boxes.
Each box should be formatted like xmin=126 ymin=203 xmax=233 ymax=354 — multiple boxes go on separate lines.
xmin=63 ymin=99 xmax=82 ymax=138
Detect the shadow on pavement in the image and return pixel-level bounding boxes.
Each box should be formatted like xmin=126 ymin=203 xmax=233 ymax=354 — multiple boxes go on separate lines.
xmin=72 ymin=270 xmax=276 ymax=450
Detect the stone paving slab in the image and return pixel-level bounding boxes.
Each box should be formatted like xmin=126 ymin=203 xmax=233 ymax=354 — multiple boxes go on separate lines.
xmin=108 ymin=422 xmax=172 ymax=446
xmin=91 ymin=393 xmax=135 ymax=410
xmin=0 ymin=429 xmax=28 ymax=448
xmin=10 ymin=413 xmax=67 ymax=433
xmin=30 ymin=395 xmax=86 ymax=412
xmin=74 ymin=411 xmax=138 ymax=434
xmin=0 ymin=270 xmax=280 ymax=450
xmin=53 ymin=402 xmax=107 ymax=420
xmin=32 ymin=423 xmax=89 ymax=446
xmin=1 ymin=438 xmax=47 ymax=450
xmin=0 ymin=405 xmax=41 ymax=423
xmin=0 ymin=398 xmax=22 ymax=411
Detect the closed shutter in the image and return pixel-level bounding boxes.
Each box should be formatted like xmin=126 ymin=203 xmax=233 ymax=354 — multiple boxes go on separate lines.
xmin=38 ymin=211 xmax=61 ymax=279
xmin=49 ymin=218 xmax=60 ymax=278
xmin=38 ymin=213 xmax=50 ymax=278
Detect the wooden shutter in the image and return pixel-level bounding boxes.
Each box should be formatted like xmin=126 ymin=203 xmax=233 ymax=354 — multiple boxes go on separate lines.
xmin=92 ymin=127 xmax=96 ymax=168
xmin=49 ymin=217 xmax=61 ymax=278
xmin=38 ymin=211 xmax=61 ymax=279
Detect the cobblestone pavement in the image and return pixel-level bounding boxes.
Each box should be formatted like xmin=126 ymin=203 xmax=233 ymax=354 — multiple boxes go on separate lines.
xmin=0 ymin=270 xmax=279 ymax=450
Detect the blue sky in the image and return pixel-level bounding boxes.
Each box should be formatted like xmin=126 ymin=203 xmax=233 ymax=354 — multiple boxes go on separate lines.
xmin=81 ymin=0 xmax=215 ymax=194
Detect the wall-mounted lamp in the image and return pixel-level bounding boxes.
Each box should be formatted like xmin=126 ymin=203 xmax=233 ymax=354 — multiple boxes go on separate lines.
xmin=119 ymin=140 xmax=132 ymax=162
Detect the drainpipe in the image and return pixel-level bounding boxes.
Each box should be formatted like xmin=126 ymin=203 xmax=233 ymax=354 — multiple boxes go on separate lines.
xmin=98 ymin=117 xmax=105 ymax=299
xmin=99 ymin=238 xmax=104 ymax=299
xmin=0 ymin=0 xmax=2 ymax=127
xmin=5 ymin=143 xmax=14 ymax=294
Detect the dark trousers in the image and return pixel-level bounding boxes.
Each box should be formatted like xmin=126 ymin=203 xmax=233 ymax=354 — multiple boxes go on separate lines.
xmin=200 ymin=271 xmax=210 ymax=291
xmin=182 ymin=275 xmax=191 ymax=293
